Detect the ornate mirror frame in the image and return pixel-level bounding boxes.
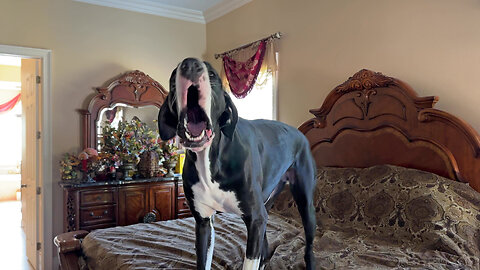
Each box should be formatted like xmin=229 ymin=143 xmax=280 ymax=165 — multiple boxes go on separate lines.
xmin=79 ymin=70 xmax=168 ymax=149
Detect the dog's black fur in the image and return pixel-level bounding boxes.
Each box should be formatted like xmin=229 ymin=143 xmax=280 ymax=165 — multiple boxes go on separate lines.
xmin=158 ymin=58 xmax=316 ymax=270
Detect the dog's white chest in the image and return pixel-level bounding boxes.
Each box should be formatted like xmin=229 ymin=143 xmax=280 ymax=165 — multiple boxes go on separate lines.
xmin=191 ymin=148 xmax=242 ymax=218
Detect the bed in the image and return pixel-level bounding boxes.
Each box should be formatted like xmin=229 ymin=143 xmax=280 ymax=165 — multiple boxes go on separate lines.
xmin=54 ymin=69 xmax=480 ymax=269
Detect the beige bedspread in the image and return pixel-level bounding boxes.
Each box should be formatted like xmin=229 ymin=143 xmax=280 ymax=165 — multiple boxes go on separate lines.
xmin=82 ymin=212 xmax=304 ymax=270
xmin=82 ymin=165 xmax=480 ymax=269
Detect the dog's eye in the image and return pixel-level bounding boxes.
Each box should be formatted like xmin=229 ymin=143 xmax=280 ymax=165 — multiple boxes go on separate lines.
xmin=208 ymin=72 xmax=215 ymax=78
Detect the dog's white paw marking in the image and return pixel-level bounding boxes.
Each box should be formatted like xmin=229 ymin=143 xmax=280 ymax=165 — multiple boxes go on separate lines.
xmin=243 ymin=258 xmax=261 ymax=270
xmin=205 ymin=218 xmax=215 ymax=270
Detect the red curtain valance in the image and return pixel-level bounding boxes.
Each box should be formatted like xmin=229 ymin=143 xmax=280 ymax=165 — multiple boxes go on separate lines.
xmin=0 ymin=94 xmax=21 ymax=113
xmin=223 ymin=41 xmax=267 ymax=99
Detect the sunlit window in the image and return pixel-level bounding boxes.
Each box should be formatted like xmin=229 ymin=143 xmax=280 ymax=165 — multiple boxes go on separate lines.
xmin=0 ymin=101 xmax=22 ymax=172
xmin=230 ymin=72 xmax=276 ymax=120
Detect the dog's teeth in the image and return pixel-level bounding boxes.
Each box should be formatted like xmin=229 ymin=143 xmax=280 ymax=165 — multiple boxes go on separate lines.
xmin=197 ymin=130 xmax=205 ymax=141
xmin=188 ymin=130 xmax=205 ymax=142
xmin=186 ymin=132 xmax=192 ymax=140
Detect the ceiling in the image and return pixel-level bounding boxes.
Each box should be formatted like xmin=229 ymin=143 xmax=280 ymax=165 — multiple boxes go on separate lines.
xmin=73 ymin=0 xmax=252 ymax=23
xmin=153 ymin=0 xmax=224 ymax=12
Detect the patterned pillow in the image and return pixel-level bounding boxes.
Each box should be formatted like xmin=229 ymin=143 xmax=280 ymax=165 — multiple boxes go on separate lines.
xmin=270 ymin=165 xmax=480 ymax=262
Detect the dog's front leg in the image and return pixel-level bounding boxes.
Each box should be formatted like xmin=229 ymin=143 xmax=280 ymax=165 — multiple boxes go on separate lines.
xmin=242 ymin=208 xmax=268 ymax=270
xmin=195 ymin=216 xmax=215 ymax=270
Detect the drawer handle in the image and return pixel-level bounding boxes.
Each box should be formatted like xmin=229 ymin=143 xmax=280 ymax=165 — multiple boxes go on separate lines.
xmin=96 ymin=195 xmax=102 ymax=201
xmin=89 ymin=210 xmax=107 ymax=219
xmin=143 ymin=212 xmax=157 ymax=223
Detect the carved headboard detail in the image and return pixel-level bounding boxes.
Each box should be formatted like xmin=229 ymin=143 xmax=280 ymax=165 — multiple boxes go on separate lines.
xmin=79 ymin=70 xmax=168 ymax=149
xmin=299 ymin=69 xmax=480 ymax=192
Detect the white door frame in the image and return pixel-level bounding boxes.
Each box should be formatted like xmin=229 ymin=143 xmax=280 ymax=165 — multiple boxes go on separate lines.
xmin=0 ymin=44 xmax=52 ymax=270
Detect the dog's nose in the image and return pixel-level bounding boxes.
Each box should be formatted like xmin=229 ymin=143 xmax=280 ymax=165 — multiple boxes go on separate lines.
xmin=179 ymin=58 xmax=204 ymax=82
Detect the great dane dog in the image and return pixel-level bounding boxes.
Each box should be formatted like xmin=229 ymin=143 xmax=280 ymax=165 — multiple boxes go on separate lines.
xmin=158 ymin=58 xmax=316 ymax=270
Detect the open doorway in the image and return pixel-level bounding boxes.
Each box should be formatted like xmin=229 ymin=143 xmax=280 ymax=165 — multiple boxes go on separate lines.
xmin=0 ymin=55 xmax=37 ymax=270
xmin=0 ymin=44 xmax=52 ymax=270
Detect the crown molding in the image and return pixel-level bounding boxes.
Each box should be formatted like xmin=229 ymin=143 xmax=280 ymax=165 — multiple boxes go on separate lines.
xmin=204 ymin=0 xmax=252 ymax=23
xmin=73 ymin=0 xmax=252 ymax=24
xmin=74 ymin=0 xmax=205 ymax=23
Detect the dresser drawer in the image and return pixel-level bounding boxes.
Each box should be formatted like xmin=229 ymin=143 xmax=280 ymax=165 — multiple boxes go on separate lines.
xmin=177 ymin=197 xmax=191 ymax=218
xmin=80 ymin=222 xmax=117 ymax=231
xmin=80 ymin=189 xmax=115 ymax=206
xmin=80 ymin=205 xmax=116 ymax=226
xmin=177 ymin=197 xmax=189 ymax=211
xmin=177 ymin=212 xmax=192 ymax=219
xmin=177 ymin=184 xmax=185 ymax=197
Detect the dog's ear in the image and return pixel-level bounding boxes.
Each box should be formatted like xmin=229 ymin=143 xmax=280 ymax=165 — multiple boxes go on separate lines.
xmin=158 ymin=93 xmax=178 ymax=140
xmin=219 ymin=91 xmax=238 ymax=139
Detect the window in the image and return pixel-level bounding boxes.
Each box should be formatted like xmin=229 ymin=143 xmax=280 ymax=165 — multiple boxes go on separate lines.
xmin=0 ymin=101 xmax=22 ymax=173
xmin=230 ymin=71 xmax=276 ymax=120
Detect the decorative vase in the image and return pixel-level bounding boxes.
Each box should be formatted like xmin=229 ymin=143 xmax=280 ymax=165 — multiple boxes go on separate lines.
xmin=138 ymin=151 xmax=160 ymax=178
xmin=162 ymin=160 xmax=177 ymax=177
xmin=120 ymin=162 xmax=136 ymax=180
xmin=108 ymin=167 xmax=117 ymax=181
xmin=82 ymin=171 xmax=96 ymax=183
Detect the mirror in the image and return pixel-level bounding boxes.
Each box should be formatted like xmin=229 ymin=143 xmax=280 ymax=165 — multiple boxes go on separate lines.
xmin=80 ymin=70 xmax=168 ymax=150
xmin=96 ymin=104 xmax=160 ymax=150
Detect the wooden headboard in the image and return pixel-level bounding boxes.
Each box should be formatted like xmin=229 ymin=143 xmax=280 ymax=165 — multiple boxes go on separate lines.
xmin=299 ymin=69 xmax=480 ymax=192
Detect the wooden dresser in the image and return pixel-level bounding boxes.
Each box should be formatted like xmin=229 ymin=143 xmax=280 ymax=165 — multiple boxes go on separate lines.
xmin=60 ymin=176 xmax=191 ymax=232
xmin=67 ymin=70 xmax=191 ymax=233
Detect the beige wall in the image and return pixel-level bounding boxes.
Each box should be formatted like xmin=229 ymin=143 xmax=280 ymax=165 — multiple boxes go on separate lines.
xmin=3 ymin=0 xmax=480 ymax=265
xmin=0 ymin=0 xmax=205 ymax=264
xmin=206 ymin=0 xmax=480 ymax=132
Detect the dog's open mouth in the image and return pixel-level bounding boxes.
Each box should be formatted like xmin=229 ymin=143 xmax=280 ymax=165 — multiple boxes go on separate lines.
xmin=178 ymin=84 xmax=213 ymax=149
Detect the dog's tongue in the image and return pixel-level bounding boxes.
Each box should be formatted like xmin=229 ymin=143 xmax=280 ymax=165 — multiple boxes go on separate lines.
xmin=187 ymin=121 xmax=206 ymax=137
xmin=186 ymin=106 xmax=207 ymax=137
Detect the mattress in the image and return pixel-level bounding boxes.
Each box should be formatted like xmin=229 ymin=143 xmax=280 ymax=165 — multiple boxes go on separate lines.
xmin=81 ymin=165 xmax=480 ymax=269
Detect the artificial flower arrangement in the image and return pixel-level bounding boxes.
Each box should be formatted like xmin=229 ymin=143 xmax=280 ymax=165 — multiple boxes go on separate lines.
xmin=100 ymin=118 xmax=144 ymax=164
xmin=158 ymin=138 xmax=180 ymax=177
xmin=100 ymin=117 xmax=178 ymax=178
xmin=100 ymin=117 xmax=163 ymax=161
xmin=59 ymin=153 xmax=80 ymax=180
xmin=59 ymin=118 xmax=181 ymax=181
xmin=159 ymin=139 xmax=179 ymax=162
xmin=78 ymin=148 xmax=103 ymax=182
xmin=59 ymin=148 xmax=104 ymax=181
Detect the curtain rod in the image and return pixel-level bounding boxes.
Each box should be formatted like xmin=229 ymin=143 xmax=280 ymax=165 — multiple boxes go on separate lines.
xmin=214 ymin=32 xmax=282 ymax=59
